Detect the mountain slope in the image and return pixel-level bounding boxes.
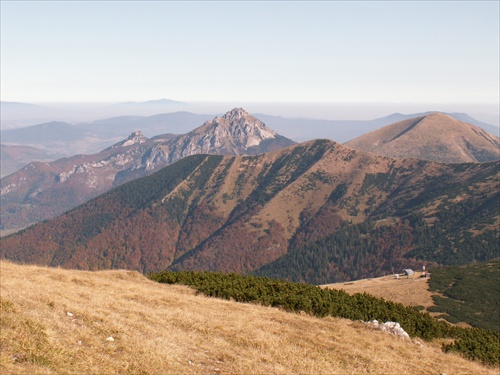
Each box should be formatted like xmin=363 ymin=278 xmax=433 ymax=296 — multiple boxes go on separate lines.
xmin=1 ymin=261 xmax=491 ymax=375
xmin=345 ymin=113 xmax=500 ymax=163
xmin=0 ymin=109 xmax=296 ymax=232
xmin=2 ymin=139 xmax=498 ymax=282
xmin=1 ymin=145 xmax=61 ymax=178
xmin=0 ymin=131 xmax=174 ymax=231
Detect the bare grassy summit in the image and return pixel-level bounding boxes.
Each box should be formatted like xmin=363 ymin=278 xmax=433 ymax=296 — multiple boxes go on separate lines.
xmin=346 ymin=113 xmax=500 ymax=163
xmin=0 ymin=261 xmax=493 ymax=375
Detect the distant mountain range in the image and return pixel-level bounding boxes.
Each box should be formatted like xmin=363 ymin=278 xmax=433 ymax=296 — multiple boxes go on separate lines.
xmin=2 ymin=109 xmax=498 ymax=161
xmin=1 ymin=112 xmax=214 ymax=157
xmin=0 ymin=99 xmax=189 ymax=127
xmin=0 ymin=109 xmax=295 ymax=232
xmin=0 ymin=101 xmax=60 ymax=123
xmin=346 ymin=113 xmax=500 ymax=163
xmin=257 ymin=111 xmax=499 ymax=143
xmin=2 ymin=108 xmax=499 ymax=234
xmin=2 ymin=138 xmax=498 ymax=283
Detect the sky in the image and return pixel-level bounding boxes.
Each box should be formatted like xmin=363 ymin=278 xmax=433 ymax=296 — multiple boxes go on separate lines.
xmin=1 ymin=1 xmax=499 ymax=120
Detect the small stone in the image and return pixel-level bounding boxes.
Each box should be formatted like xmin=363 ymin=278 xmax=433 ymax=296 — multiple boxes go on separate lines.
xmin=106 ymin=336 xmax=114 ymax=342
xmin=66 ymin=311 xmax=74 ymax=317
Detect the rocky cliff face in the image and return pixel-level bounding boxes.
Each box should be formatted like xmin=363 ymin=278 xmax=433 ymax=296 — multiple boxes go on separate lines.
xmin=0 ymin=109 xmax=296 ymax=232
xmin=164 ymin=108 xmax=284 ymax=163
xmin=109 ymin=131 xmax=148 ymax=149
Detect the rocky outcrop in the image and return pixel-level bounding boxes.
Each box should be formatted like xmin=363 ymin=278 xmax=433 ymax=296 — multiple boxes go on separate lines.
xmin=110 ymin=131 xmax=148 ymax=149
xmin=365 ymin=320 xmax=411 ymax=341
xmin=1 ymin=109 xmax=296 ymax=231
xmin=165 ymin=108 xmax=289 ymax=163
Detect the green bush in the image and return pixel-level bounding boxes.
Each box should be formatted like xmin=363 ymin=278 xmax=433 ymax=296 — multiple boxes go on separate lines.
xmin=148 ymin=270 xmax=499 ymax=366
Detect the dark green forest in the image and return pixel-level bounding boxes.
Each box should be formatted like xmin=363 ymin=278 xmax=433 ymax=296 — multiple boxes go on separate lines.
xmin=254 ymin=212 xmax=499 ymax=285
xmin=428 ymin=259 xmax=500 ymax=331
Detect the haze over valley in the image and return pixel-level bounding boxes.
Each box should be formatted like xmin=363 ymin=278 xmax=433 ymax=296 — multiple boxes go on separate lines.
xmin=1 ymin=1 xmax=499 ymax=373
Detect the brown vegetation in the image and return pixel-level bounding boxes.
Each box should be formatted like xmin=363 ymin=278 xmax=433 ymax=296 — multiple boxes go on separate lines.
xmin=346 ymin=113 xmax=500 ymax=163
xmin=322 ymin=273 xmax=435 ymax=308
xmin=0 ymin=261 xmax=494 ymax=374
xmin=2 ymin=139 xmax=498 ymax=282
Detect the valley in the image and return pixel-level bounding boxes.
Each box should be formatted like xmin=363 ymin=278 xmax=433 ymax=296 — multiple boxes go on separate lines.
xmin=3 ymin=2 xmax=498 ymax=373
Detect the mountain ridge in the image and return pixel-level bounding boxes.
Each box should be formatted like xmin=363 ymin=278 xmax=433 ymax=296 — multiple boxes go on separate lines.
xmin=2 ymin=138 xmax=498 ymax=283
xmin=0 ymin=109 xmax=296 ymax=232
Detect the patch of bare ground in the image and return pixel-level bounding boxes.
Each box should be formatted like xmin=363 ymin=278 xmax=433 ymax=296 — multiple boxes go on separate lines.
xmin=322 ymin=274 xmax=436 ymax=309
xmin=1 ymin=261 xmax=493 ymax=374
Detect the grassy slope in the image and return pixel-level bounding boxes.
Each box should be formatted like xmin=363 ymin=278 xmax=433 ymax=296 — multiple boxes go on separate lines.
xmin=0 ymin=261 xmax=494 ymax=375
xmin=322 ymin=273 xmax=435 ymax=309
xmin=324 ymin=261 xmax=500 ymax=332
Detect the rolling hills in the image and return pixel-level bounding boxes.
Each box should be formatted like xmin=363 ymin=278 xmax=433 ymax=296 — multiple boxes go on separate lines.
xmin=2 ymin=138 xmax=498 ymax=283
xmin=0 ymin=260 xmax=494 ymax=374
xmin=2 ymin=110 xmax=498 ymax=235
xmin=0 ymin=111 xmax=214 ymax=156
xmin=1 ymin=145 xmax=60 ymax=178
xmin=345 ymin=113 xmax=500 ymax=163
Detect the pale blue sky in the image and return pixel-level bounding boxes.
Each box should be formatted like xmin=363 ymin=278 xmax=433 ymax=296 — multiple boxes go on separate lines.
xmin=1 ymin=1 xmax=499 ymax=110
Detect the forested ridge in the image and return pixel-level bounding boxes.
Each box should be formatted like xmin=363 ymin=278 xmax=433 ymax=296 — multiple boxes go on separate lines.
xmin=1 ymin=140 xmax=498 ymax=282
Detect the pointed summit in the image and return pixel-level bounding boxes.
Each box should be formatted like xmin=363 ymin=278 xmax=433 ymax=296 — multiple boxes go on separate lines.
xmin=222 ymin=107 xmax=250 ymax=121
xmin=164 ymin=109 xmax=296 ymax=162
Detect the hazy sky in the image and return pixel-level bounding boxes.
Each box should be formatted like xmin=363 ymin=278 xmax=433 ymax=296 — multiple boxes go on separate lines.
xmin=1 ymin=1 xmax=499 ymax=110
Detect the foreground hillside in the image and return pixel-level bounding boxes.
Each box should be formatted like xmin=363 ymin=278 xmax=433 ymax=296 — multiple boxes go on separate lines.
xmin=0 ymin=261 xmax=493 ymax=375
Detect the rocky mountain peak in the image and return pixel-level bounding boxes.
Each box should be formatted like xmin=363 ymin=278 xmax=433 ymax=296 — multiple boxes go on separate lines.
xmin=111 ymin=131 xmax=148 ymax=149
xmin=222 ymin=107 xmax=250 ymax=121
xmin=214 ymin=108 xmax=278 ymax=147
xmin=160 ymin=108 xmax=294 ymax=163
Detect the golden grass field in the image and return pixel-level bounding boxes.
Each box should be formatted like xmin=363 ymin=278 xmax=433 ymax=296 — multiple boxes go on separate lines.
xmin=322 ymin=273 xmax=435 ymax=308
xmin=1 ymin=261 xmax=495 ymax=374
xmin=322 ymin=272 xmax=475 ymax=329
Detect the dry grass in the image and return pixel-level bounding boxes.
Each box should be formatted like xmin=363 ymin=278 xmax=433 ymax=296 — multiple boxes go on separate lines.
xmin=322 ymin=274 xmax=435 ymax=309
xmin=323 ymin=274 xmax=476 ymax=329
xmin=1 ymin=261 xmax=495 ymax=374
